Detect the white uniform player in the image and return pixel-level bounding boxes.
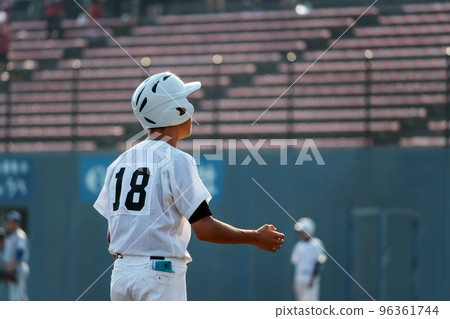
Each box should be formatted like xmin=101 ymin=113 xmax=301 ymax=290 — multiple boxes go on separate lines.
xmin=291 ymin=218 xmax=326 ymax=301
xmin=3 ymin=211 xmax=30 ymax=301
xmin=94 ymin=72 xmax=285 ymax=301
xmin=95 ymin=140 xmax=210 ymax=300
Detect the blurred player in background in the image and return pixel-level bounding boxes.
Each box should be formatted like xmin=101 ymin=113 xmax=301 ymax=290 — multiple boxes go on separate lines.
xmin=291 ymin=217 xmax=326 ymax=301
xmin=3 ymin=211 xmax=29 ymax=301
xmin=0 ymin=227 xmax=8 ymax=285
xmin=94 ymin=72 xmax=285 ymax=301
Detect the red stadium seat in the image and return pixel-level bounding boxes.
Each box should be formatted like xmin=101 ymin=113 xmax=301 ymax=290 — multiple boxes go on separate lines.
xmin=176 ymin=137 xmax=369 ymax=151
xmin=57 ymin=53 xmax=283 ymax=70
xmin=133 ymin=18 xmax=352 ymax=36
xmin=9 ymin=126 xmax=73 ymax=139
xmin=83 ymin=41 xmax=307 ymax=58
xmin=11 ymin=104 xmax=73 ymax=115
xmin=303 ymin=47 xmax=447 ymax=61
xmin=293 ymin=121 xmax=400 ymax=134
xmin=402 ymin=3 xmax=450 ymax=14
xmin=10 ymin=21 xmax=46 ymax=31
xmin=200 ymin=98 xmax=290 ymax=110
xmin=379 ymin=13 xmax=450 ymax=25
xmin=427 ymin=121 xmax=450 ymax=132
xmin=8 ymin=49 xmax=64 ymax=61
xmin=155 ymin=7 xmax=377 ymax=25
xmin=399 ymin=137 xmax=448 ymax=147
xmin=11 ymin=92 xmax=72 ymax=104
xmin=10 ymin=39 xmax=88 ymax=51
xmin=5 ymin=141 xmax=97 ymax=153
xmin=218 ymin=123 xmax=290 ymax=135
xmin=77 ymin=102 xmax=130 ymax=113
xmin=190 ymin=125 xmax=216 ymax=137
xmin=10 ymin=114 xmax=72 ymax=126
xmin=11 ymin=82 xmax=74 ymax=92
xmin=76 ymin=126 xmax=125 ymax=137
xmin=12 ymin=30 xmax=47 ymax=41
xmin=354 ymin=24 xmax=450 ymax=37
xmin=76 ymin=113 xmax=136 ymax=125
xmin=331 ymin=35 xmax=450 ymax=49
xmin=227 ymin=84 xmax=367 ymax=98
xmin=64 ymin=28 xmax=113 ymax=39
xmin=116 ymin=29 xmax=329 ymax=47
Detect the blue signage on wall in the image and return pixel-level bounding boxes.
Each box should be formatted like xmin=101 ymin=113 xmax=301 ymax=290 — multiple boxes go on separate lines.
xmin=0 ymin=158 xmax=31 ymax=201
xmin=197 ymin=160 xmax=223 ymax=203
xmin=80 ymin=155 xmax=223 ymax=204
xmin=79 ymin=156 xmax=116 ymax=203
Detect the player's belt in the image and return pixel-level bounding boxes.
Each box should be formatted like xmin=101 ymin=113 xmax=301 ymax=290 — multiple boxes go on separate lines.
xmin=115 ymin=253 xmax=164 ymax=260
xmin=150 ymin=256 xmax=165 ymax=260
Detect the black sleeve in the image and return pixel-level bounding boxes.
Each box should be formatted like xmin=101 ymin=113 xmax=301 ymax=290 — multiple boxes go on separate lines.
xmin=188 ymin=200 xmax=212 ymax=224
xmin=312 ymin=261 xmax=322 ymax=277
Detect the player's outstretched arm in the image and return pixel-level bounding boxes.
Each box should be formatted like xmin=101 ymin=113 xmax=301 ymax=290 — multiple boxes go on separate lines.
xmin=191 ymin=216 xmax=285 ymax=253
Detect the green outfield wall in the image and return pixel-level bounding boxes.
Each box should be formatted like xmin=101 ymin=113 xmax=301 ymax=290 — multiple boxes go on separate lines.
xmin=0 ymin=148 xmax=448 ymax=301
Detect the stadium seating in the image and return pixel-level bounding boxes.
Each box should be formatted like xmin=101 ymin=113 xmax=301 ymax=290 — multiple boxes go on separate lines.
xmin=154 ymin=7 xmax=378 ymax=24
xmin=134 ymin=18 xmax=353 ymax=35
xmin=1 ymin=3 xmax=449 ymax=152
xmin=401 ymin=2 xmax=450 ymax=13
xmin=399 ymin=137 xmax=448 ymax=147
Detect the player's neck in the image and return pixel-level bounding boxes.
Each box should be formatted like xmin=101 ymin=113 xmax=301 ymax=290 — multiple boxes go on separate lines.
xmin=146 ymin=120 xmax=191 ymax=148
xmin=147 ymin=128 xmax=179 ymax=148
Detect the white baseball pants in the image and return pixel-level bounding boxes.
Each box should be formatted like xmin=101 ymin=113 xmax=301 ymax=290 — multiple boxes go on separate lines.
xmin=110 ymin=255 xmax=187 ymax=301
xmin=293 ymin=277 xmax=320 ymax=301
xmin=8 ymin=263 xmax=29 ymax=301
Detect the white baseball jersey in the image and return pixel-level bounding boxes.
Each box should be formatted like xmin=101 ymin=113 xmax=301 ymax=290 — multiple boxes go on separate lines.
xmin=94 ymin=140 xmax=211 ymax=263
xmin=3 ymin=229 xmax=29 ymax=265
xmin=290 ymin=238 xmax=324 ymax=282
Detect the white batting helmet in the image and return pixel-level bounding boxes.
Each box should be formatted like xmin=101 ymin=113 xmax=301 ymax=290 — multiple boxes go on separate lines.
xmin=294 ymin=217 xmax=316 ymax=235
xmin=131 ymin=72 xmax=201 ymax=129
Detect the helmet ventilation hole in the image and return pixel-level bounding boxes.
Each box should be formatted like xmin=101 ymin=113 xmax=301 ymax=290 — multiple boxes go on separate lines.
xmin=136 ymin=87 xmax=145 ymax=104
xmin=152 ymin=81 xmax=160 ymax=93
xmin=144 ymin=117 xmax=156 ymax=124
xmin=176 ymin=107 xmax=186 ymax=116
xmin=139 ymin=97 xmax=147 ymax=112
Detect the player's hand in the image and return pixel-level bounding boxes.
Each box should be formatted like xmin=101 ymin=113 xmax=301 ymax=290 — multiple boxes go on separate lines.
xmin=254 ymin=224 xmax=285 ymax=253
xmin=308 ymin=278 xmax=315 ymax=288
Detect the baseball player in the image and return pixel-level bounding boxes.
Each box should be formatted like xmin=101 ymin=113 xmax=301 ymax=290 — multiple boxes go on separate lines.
xmin=3 ymin=211 xmax=29 ymax=301
xmin=290 ymin=217 xmax=326 ymax=301
xmin=94 ymin=72 xmax=285 ymax=301
xmin=0 ymin=227 xmax=9 ymax=281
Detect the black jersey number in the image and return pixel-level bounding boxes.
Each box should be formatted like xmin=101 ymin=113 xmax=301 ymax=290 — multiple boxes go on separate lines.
xmin=113 ymin=167 xmax=150 ymax=211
